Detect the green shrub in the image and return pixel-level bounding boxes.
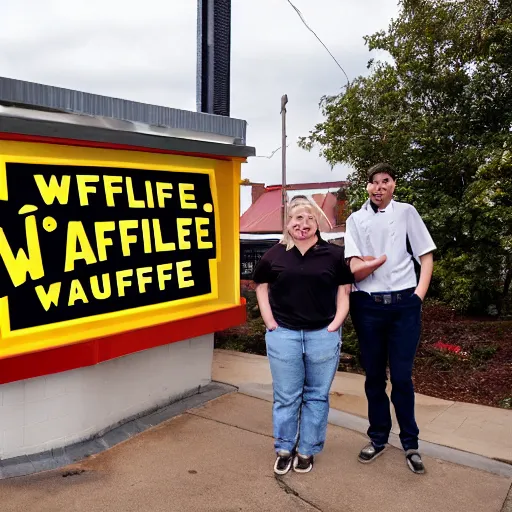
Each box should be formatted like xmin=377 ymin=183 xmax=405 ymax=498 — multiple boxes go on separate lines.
xmin=422 ymin=348 xmax=462 ymax=371
xmin=499 ymin=397 xmax=512 ymax=409
xmin=214 ymin=316 xmax=266 ymax=355
xmin=242 ymin=289 xmax=261 ymax=320
xmin=341 ymin=316 xmax=361 ymax=368
xmin=469 ymin=345 xmax=498 ymax=367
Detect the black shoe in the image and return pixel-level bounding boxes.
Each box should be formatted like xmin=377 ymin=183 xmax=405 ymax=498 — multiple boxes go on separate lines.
xmin=358 ymin=442 xmax=387 ymax=463
xmin=405 ymin=450 xmax=425 ymax=474
xmin=274 ymin=451 xmax=293 ymax=475
xmin=293 ymin=454 xmax=314 ymax=473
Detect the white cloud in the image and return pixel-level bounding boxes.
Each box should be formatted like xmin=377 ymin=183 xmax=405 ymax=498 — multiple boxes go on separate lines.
xmin=0 ymin=0 xmax=399 ymax=192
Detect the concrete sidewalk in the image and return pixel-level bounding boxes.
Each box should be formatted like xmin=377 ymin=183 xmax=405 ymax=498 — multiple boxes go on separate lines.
xmin=0 ymin=392 xmax=510 ymax=512
xmin=213 ymin=349 xmax=512 ymax=463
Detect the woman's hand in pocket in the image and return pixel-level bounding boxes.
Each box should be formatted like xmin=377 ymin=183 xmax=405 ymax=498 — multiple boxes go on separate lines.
xmin=266 ymin=320 xmax=279 ymax=331
xmin=327 ymin=321 xmax=341 ymax=333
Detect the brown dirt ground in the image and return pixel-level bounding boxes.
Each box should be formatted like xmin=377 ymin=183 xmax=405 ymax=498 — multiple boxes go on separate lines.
xmin=413 ymin=302 xmax=512 ymax=408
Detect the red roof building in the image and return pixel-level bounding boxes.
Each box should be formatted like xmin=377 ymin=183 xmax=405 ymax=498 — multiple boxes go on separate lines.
xmin=240 ymin=181 xmax=348 ymax=235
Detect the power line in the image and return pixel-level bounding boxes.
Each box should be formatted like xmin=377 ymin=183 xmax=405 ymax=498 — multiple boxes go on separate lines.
xmin=254 ymin=145 xmax=289 ymax=159
xmin=285 ymin=0 xmax=350 ymax=88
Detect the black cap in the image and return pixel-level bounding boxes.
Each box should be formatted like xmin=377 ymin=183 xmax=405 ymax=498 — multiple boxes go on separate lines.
xmin=367 ymin=163 xmax=396 ymax=183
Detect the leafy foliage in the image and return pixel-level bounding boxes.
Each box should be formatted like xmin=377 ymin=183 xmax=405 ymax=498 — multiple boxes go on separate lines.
xmin=299 ymin=0 xmax=512 ymax=314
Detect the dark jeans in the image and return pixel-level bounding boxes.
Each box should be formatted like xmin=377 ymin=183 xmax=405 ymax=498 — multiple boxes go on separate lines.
xmin=350 ymin=290 xmax=422 ymax=451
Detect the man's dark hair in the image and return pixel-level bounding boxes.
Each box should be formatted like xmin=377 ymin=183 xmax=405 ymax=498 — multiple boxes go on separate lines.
xmin=367 ymin=163 xmax=396 ymax=183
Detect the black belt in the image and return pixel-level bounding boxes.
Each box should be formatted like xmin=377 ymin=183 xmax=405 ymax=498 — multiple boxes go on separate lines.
xmin=370 ymin=288 xmax=415 ymax=305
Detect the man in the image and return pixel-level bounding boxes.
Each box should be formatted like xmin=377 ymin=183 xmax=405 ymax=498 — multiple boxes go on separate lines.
xmin=344 ymin=162 xmax=436 ymax=474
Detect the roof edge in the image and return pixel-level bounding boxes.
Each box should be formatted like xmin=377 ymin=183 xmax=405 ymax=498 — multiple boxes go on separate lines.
xmin=0 ymin=115 xmax=256 ymax=159
xmin=0 ymin=76 xmax=249 ymax=143
xmin=265 ymin=181 xmax=347 ymax=190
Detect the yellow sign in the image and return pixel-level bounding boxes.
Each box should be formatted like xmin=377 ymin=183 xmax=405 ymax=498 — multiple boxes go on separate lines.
xmin=0 ymin=141 xmax=241 ymax=358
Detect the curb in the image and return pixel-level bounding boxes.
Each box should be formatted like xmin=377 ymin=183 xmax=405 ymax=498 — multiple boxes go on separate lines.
xmin=0 ymin=382 xmax=237 ymax=480
xmin=236 ymin=382 xmax=512 ymax=479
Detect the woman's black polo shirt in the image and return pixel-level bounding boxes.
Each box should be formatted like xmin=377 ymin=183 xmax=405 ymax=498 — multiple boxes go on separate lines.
xmin=253 ymin=238 xmax=353 ymax=330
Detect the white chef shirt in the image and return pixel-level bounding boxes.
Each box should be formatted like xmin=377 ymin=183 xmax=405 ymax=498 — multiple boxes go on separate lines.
xmin=344 ymin=200 xmax=436 ymax=293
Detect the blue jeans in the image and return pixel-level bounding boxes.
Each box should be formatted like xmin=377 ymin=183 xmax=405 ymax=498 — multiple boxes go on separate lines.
xmin=265 ymin=326 xmax=341 ymax=456
xmin=350 ymin=290 xmax=422 ymax=451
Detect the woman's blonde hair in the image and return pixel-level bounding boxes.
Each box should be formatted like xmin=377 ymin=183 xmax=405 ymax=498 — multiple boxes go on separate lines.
xmin=281 ymin=196 xmax=322 ymax=250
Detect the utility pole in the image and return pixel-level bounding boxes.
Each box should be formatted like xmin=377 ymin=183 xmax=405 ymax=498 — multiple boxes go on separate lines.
xmin=281 ymin=94 xmax=288 ymax=230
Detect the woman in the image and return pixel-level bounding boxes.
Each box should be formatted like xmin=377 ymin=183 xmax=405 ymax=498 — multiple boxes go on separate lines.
xmin=253 ymin=196 xmax=353 ymax=475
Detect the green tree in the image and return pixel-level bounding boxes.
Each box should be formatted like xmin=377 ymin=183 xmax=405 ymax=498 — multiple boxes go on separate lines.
xmin=299 ymin=0 xmax=512 ymax=314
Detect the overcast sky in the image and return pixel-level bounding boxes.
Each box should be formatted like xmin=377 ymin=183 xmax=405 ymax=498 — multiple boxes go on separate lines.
xmin=0 ymin=0 xmax=399 ymax=211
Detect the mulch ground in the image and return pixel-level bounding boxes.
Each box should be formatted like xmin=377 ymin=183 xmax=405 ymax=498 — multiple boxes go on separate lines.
xmin=412 ymin=303 xmax=512 ymax=408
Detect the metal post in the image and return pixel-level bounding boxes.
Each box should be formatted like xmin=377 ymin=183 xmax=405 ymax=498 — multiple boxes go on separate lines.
xmin=281 ymin=94 xmax=288 ymax=230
